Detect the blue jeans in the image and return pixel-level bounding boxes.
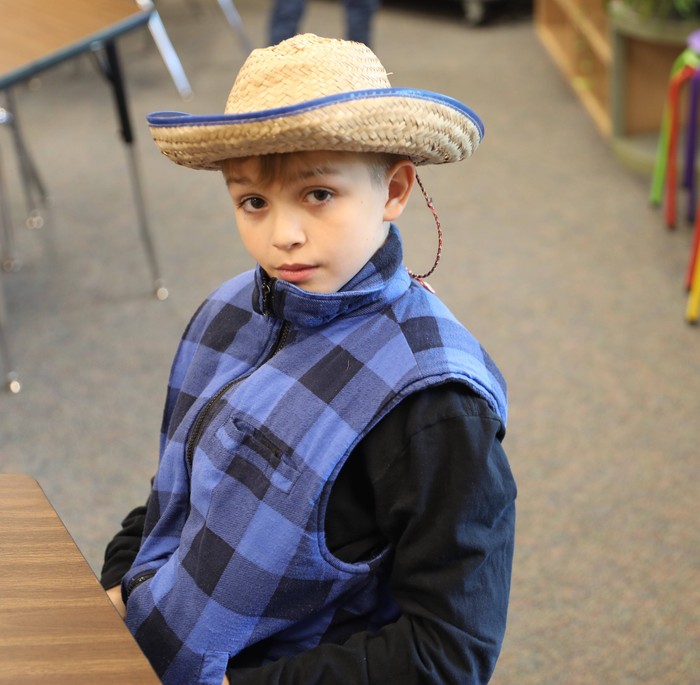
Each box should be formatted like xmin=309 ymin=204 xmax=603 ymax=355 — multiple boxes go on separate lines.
xmin=269 ymin=0 xmax=379 ymax=47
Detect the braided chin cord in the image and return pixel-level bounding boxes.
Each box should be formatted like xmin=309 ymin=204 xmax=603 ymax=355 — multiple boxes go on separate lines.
xmin=406 ymin=173 xmax=443 ymax=293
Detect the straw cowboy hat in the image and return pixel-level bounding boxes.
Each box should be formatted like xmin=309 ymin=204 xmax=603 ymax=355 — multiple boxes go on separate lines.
xmin=146 ymin=33 xmax=484 ymax=171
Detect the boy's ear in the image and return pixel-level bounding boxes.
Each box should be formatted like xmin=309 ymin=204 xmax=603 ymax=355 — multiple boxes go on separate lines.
xmin=383 ymin=160 xmax=416 ymax=222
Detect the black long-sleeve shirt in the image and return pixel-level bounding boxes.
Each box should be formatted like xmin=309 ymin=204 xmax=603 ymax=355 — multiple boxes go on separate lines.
xmin=101 ymin=383 xmax=516 ymax=684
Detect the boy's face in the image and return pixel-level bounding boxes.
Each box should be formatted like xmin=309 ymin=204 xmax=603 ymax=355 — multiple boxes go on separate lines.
xmin=224 ymin=151 xmax=413 ymax=293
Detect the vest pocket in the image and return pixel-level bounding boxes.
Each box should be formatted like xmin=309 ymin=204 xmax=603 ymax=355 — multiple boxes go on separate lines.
xmin=198 ymin=650 xmax=230 ymax=685
xmin=217 ymin=416 xmax=302 ymax=494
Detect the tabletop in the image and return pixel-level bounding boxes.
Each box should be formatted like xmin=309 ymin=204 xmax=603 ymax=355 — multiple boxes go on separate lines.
xmin=0 ymin=473 xmax=159 ymax=684
xmin=0 ymin=0 xmax=152 ymax=89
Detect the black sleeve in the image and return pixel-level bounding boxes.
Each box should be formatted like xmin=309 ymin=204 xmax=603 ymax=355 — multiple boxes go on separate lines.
xmin=228 ymin=383 xmax=517 ymax=684
xmin=99 ymin=500 xmax=149 ymax=590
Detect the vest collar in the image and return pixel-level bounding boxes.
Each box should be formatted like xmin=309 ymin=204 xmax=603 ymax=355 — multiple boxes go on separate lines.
xmin=252 ymin=224 xmax=411 ymax=328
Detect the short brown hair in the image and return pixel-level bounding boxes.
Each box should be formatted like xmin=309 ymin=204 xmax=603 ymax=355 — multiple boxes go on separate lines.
xmin=221 ymin=152 xmax=407 ymax=189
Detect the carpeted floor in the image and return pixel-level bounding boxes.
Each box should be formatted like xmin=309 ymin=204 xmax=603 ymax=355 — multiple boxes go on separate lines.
xmin=0 ymin=1 xmax=698 ymax=683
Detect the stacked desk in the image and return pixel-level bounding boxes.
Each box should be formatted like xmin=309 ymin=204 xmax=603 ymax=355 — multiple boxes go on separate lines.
xmin=0 ymin=0 xmax=170 ymax=393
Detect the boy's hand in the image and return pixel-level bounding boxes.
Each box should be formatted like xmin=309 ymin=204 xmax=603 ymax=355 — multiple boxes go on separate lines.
xmin=105 ymin=585 xmax=126 ymax=619
xmin=222 ymin=676 xmax=231 ymax=685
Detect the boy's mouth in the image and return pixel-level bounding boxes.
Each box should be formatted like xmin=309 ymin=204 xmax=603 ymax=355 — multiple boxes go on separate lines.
xmin=276 ymin=264 xmax=317 ymax=283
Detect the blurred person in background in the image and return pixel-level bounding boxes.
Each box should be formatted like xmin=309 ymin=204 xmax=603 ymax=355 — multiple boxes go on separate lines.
xmin=269 ymin=0 xmax=380 ymax=46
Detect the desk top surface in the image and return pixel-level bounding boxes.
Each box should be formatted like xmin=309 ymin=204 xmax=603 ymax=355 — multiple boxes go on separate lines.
xmin=0 ymin=0 xmax=151 ymax=88
xmin=0 ymin=473 xmax=159 ymax=684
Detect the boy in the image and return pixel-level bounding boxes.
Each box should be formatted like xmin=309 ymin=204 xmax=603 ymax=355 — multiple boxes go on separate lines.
xmin=102 ymin=34 xmax=516 ymax=685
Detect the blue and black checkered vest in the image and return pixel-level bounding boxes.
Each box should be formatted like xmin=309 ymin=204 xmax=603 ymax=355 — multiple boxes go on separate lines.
xmin=124 ymin=226 xmax=508 ymax=685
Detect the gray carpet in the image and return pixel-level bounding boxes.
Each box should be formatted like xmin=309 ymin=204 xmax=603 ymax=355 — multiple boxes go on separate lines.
xmin=0 ymin=1 xmax=698 ymax=683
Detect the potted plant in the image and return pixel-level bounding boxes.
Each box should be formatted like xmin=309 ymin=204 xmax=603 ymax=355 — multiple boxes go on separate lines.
xmin=614 ymin=0 xmax=700 ymax=20
xmin=608 ymin=0 xmax=700 ymax=42
xmin=607 ymin=0 xmax=700 ymax=173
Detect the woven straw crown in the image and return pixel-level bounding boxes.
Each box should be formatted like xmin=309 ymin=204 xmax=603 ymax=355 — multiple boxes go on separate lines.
xmin=147 ymin=34 xmax=484 ymax=171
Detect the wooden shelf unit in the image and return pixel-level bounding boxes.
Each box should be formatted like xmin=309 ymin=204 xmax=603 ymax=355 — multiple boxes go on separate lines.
xmin=536 ymin=0 xmax=700 ymax=172
xmin=535 ymin=0 xmax=612 ymax=137
xmin=608 ymin=3 xmax=700 ymax=172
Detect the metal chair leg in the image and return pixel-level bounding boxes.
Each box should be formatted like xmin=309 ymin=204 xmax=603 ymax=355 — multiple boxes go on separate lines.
xmin=99 ymin=40 xmax=168 ymax=301
xmin=0 ymin=268 xmax=20 ymax=393
xmin=2 ymin=90 xmax=49 ymax=231
xmin=215 ymin=0 xmax=254 ymax=54
xmin=0 ymin=327 xmax=20 ymax=394
xmin=0 ymin=143 xmax=21 ymax=273
xmin=124 ymin=142 xmax=169 ymax=301
xmin=136 ymin=1 xmax=193 ymax=100
xmin=0 ymin=141 xmax=22 ymax=392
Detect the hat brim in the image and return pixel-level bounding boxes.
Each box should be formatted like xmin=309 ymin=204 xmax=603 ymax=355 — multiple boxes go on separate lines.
xmin=147 ymin=89 xmax=484 ymax=170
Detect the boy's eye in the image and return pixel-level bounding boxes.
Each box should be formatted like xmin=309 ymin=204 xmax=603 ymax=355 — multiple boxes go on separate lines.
xmin=239 ymin=196 xmax=266 ymax=211
xmin=306 ymin=189 xmax=333 ymax=204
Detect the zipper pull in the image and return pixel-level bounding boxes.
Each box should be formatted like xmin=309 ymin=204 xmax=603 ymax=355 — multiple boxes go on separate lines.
xmin=262 ymin=277 xmax=276 ymax=316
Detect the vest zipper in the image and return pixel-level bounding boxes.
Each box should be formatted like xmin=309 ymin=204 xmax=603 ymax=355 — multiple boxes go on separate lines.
xmin=127 ymin=290 xmax=290 ymax=601
xmin=261 ymin=275 xmax=275 ymax=316
xmin=185 ymin=375 xmax=244 ymax=469
xmin=185 ymin=282 xmax=290 ymax=470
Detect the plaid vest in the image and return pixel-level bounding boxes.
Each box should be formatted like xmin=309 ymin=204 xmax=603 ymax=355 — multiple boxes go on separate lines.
xmin=124 ymin=227 xmax=507 ymax=685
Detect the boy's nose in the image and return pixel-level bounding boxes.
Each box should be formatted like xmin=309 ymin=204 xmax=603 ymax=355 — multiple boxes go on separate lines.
xmin=271 ymin=210 xmax=305 ymax=250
